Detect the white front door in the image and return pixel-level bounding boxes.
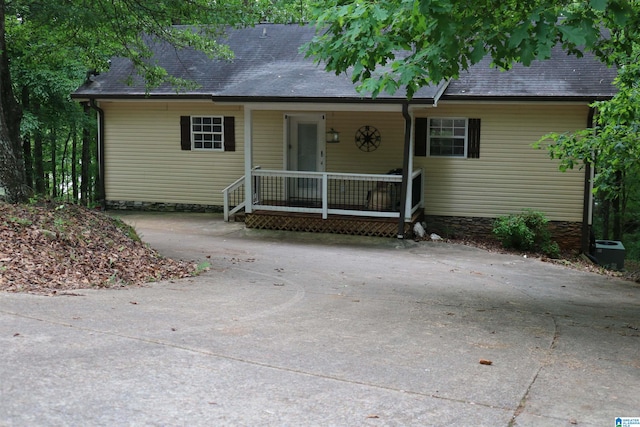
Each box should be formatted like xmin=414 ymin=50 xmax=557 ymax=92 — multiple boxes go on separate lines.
xmin=286 ymin=114 xmax=325 ymax=201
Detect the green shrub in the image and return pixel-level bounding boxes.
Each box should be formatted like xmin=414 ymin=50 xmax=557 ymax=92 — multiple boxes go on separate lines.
xmin=493 ymin=210 xmax=560 ymax=258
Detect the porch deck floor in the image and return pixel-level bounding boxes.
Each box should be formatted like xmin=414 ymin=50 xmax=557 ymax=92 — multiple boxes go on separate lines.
xmin=243 ymin=210 xmax=422 ymax=238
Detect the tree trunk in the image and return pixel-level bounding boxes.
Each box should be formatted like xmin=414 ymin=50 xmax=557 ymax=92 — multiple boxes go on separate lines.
xmin=0 ymin=0 xmax=27 ymax=202
xmin=72 ymin=125 xmax=78 ymax=202
xmin=34 ymin=125 xmax=45 ymax=195
xmin=602 ymin=198 xmax=610 ymax=240
xmin=21 ymin=133 xmax=32 ymax=193
xmin=612 ymin=171 xmax=622 ymax=240
xmin=21 ymin=86 xmax=33 ymax=191
xmin=50 ymin=128 xmax=57 ymax=198
xmin=59 ymin=130 xmax=71 ymax=200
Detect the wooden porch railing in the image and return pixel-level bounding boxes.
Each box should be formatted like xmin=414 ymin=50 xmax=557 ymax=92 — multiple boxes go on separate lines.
xmin=223 ymin=169 xmax=423 ymax=221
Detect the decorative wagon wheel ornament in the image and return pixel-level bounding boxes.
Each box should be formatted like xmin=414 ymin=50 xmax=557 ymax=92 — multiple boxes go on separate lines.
xmin=355 ymin=125 xmax=381 ymax=152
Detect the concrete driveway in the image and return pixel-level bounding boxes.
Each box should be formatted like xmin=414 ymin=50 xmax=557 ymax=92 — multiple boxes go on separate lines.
xmin=1 ymin=212 xmax=639 ymax=427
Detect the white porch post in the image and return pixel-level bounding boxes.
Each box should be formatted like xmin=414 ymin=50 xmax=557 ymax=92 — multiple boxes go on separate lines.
xmin=322 ymin=173 xmax=328 ymax=219
xmin=244 ymin=107 xmax=253 ymax=213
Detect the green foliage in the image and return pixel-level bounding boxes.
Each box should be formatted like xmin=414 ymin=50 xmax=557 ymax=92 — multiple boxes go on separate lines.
xmin=255 ymin=0 xmax=311 ymax=23
xmin=535 ymin=41 xmax=640 ymax=246
xmin=112 ymin=217 xmax=142 ymax=243
xmin=305 ymin=0 xmax=640 ymax=99
xmin=493 ymin=210 xmax=560 ymax=258
xmin=1 ymin=0 xmax=306 ymax=203
xmin=8 ymin=216 xmax=33 ymax=227
xmin=194 ymin=261 xmax=212 ymax=276
xmin=624 ymin=231 xmax=640 ymax=260
xmin=535 ymin=54 xmax=640 ymax=201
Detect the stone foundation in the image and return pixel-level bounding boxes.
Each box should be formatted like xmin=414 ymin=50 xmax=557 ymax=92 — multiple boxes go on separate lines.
xmin=106 ymin=200 xmax=222 ymax=213
xmin=424 ymin=214 xmax=583 ymax=251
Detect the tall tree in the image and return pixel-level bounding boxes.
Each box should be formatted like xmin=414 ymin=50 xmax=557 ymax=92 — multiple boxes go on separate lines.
xmin=0 ymin=0 xmax=276 ymax=203
xmin=0 ymin=0 xmax=26 ymax=202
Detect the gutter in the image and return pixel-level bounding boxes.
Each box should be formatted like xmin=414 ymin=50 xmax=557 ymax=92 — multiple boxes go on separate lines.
xmin=89 ymin=99 xmax=106 ymax=210
xmin=395 ymin=82 xmax=447 ymax=237
xmin=70 ymin=93 xmax=440 ymax=105
xmin=439 ymin=95 xmax=614 ymax=103
xmin=432 ymin=80 xmax=450 ymax=107
xmin=397 ymin=102 xmax=412 ymax=238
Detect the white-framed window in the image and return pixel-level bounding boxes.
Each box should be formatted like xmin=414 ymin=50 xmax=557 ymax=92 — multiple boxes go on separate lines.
xmin=427 ymin=118 xmax=468 ymax=157
xmin=415 ymin=117 xmax=480 ymax=158
xmin=191 ymin=116 xmax=224 ymax=150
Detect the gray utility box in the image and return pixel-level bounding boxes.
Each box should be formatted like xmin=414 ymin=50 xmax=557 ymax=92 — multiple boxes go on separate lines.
xmin=594 ymin=240 xmax=625 ymax=271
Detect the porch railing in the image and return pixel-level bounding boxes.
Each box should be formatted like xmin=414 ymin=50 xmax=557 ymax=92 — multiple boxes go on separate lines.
xmin=222 ymin=166 xmax=260 ymax=221
xmin=223 ymin=169 xmax=423 ymax=221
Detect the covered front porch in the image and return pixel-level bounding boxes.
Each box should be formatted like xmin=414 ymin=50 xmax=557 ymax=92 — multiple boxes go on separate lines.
xmin=220 ymin=101 xmax=433 ymax=238
xmin=223 ymin=168 xmax=424 ymax=237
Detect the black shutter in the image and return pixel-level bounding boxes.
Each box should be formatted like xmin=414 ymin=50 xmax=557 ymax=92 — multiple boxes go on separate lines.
xmin=414 ymin=117 xmax=428 ymax=157
xmin=224 ymin=116 xmax=235 ymax=152
xmin=180 ymin=116 xmax=191 ymax=151
xmin=468 ymin=118 xmax=481 ymax=158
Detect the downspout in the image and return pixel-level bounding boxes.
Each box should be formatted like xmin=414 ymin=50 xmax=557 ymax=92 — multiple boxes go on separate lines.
xmin=89 ymin=98 xmax=106 ymax=210
xmin=581 ymin=107 xmax=596 ymax=254
xmin=397 ymin=102 xmax=412 ymax=238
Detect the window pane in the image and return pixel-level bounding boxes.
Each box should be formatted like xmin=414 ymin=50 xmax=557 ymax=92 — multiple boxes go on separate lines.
xmin=431 ymin=119 xmax=439 ymax=128
xmin=191 ymin=116 xmax=224 ymax=150
xmin=453 ymin=140 xmax=465 ymax=155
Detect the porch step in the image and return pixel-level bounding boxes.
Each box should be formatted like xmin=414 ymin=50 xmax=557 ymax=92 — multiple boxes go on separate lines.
xmin=245 ymin=211 xmax=422 ymax=238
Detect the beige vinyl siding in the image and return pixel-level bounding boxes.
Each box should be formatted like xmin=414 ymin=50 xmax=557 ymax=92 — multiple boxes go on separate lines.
xmin=102 ymin=101 xmax=244 ymax=206
xmin=102 ymin=101 xmax=589 ymax=220
xmin=415 ymin=103 xmax=590 ymax=222
xmin=252 ymin=110 xmax=407 ymax=174
xmin=326 ymin=111 xmax=406 ymax=174
xmin=325 ymin=112 xmax=406 ymax=208
xmin=252 ymin=111 xmax=285 ymax=169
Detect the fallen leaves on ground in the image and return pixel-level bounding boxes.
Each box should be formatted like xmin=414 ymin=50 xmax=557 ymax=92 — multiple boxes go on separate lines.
xmin=431 ymin=236 xmax=640 ymax=284
xmin=0 ymin=201 xmax=198 ymax=294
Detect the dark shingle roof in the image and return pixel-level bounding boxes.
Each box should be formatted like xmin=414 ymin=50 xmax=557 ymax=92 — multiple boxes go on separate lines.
xmin=73 ymin=24 xmax=617 ymax=102
xmin=73 ymin=24 xmax=444 ymax=102
xmin=443 ymin=45 xmax=617 ymax=100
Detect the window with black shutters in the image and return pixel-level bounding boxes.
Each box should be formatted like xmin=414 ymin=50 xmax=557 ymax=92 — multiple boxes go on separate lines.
xmin=180 ymin=116 xmax=236 ymax=152
xmin=415 ymin=117 xmax=481 ymax=158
